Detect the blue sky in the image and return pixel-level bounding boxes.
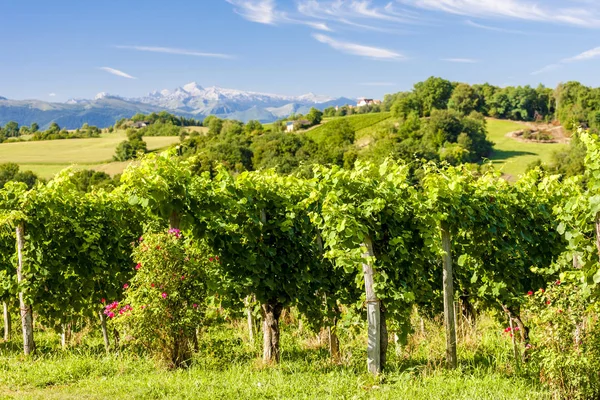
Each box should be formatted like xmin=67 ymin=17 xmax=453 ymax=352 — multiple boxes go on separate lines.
xmin=1 ymin=0 xmax=600 ymax=102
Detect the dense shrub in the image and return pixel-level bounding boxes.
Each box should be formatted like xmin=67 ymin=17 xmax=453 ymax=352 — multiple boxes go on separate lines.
xmin=109 ymin=230 xmax=213 ymax=367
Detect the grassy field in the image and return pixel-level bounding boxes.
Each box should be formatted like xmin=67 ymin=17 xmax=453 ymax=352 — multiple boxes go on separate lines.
xmin=486 ymin=119 xmax=568 ymax=180
xmin=0 ymin=316 xmax=549 ymax=400
xmin=1 ymin=132 xmax=180 ymax=179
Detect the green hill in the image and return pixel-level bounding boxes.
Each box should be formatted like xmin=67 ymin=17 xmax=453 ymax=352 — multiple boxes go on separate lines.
xmin=486 ymin=119 xmax=568 ymax=180
xmin=306 ymin=112 xmax=392 ymax=143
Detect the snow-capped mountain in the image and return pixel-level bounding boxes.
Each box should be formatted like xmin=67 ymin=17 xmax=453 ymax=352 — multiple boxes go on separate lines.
xmin=0 ymin=83 xmax=355 ymax=128
xmin=135 ymin=82 xmax=340 ymax=116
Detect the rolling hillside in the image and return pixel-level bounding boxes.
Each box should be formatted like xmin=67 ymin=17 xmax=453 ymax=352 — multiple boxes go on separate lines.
xmin=1 ymin=132 xmax=180 ymax=179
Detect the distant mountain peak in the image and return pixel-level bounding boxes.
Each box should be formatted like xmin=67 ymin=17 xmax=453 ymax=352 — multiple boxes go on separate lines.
xmin=0 ymin=96 xmax=6 ymax=101
xmin=182 ymin=82 xmax=204 ymax=94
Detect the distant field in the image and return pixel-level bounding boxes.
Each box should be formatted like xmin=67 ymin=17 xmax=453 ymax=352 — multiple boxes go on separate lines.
xmin=306 ymin=112 xmax=392 ymax=143
xmin=486 ymin=119 xmax=568 ymax=180
xmin=1 ymin=132 xmax=179 ymax=179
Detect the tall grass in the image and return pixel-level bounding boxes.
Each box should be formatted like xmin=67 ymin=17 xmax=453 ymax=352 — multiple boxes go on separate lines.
xmin=0 ymin=312 xmax=549 ymax=399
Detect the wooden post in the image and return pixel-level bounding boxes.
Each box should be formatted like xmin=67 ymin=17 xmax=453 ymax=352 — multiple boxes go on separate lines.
xmin=16 ymin=223 xmax=35 ymax=355
xmin=441 ymin=222 xmax=457 ymax=369
xmin=261 ymin=301 xmax=282 ymax=363
xmin=508 ymin=315 xmax=520 ymax=372
xmin=362 ymin=236 xmax=381 ymax=374
xmin=245 ymin=296 xmax=254 ymax=345
xmin=3 ymin=302 xmax=10 ymax=341
xmin=99 ymin=310 xmax=110 ymax=353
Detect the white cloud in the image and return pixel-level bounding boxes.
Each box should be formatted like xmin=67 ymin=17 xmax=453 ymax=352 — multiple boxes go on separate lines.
xmin=441 ymin=58 xmax=478 ymax=63
xmin=531 ymin=45 xmax=600 ymax=74
xmin=297 ymin=0 xmax=420 ymax=32
xmin=562 ymin=46 xmax=600 ymax=62
xmin=401 ymin=0 xmax=600 ymax=27
xmin=115 ymin=45 xmax=234 ymax=59
xmin=531 ymin=63 xmax=562 ymax=75
xmin=312 ymin=33 xmax=404 ymax=60
xmin=48 ymin=93 xmax=56 ymax=97
xmin=99 ymin=67 xmax=137 ymax=79
xmin=360 ymin=82 xmax=396 ymax=86
xmin=225 ymin=0 xmax=334 ymax=31
xmin=465 ymin=19 xmax=525 ymax=34
xmin=226 ymin=0 xmax=279 ymax=24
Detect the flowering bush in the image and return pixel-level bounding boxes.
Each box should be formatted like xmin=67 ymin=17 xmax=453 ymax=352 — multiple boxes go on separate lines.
xmin=108 ymin=229 xmax=213 ymax=368
xmin=523 ymin=280 xmax=600 ymax=399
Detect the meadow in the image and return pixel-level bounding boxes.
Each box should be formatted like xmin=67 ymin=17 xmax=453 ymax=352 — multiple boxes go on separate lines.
xmin=485 ymin=119 xmax=568 ymax=180
xmin=0 ymin=132 xmax=181 ymax=179
xmin=0 ymin=315 xmax=550 ymax=400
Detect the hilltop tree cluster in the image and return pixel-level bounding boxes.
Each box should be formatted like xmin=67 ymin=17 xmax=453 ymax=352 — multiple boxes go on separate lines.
xmin=384 ymin=77 xmax=600 ymax=133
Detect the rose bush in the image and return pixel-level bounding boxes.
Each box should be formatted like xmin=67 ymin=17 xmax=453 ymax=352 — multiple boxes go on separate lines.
xmin=107 ymin=229 xmax=215 ymax=367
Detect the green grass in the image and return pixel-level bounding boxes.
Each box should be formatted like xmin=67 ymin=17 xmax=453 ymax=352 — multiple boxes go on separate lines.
xmin=486 ymin=119 xmax=568 ymax=180
xmin=0 ymin=132 xmax=180 ymax=179
xmin=307 ymin=113 xmax=392 ymax=143
xmin=0 ymin=316 xmax=550 ymax=399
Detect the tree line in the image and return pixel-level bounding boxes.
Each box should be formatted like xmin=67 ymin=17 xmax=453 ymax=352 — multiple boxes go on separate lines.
xmin=383 ymin=76 xmax=600 ymax=133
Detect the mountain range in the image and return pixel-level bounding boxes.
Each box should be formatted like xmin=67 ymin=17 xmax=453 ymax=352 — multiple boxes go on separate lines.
xmin=0 ymin=83 xmax=355 ymax=129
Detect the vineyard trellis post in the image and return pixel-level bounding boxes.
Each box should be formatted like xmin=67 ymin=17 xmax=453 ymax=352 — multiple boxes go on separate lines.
xmin=362 ymin=236 xmax=381 ymax=374
xmin=16 ymin=222 xmax=34 ymax=355
xmin=3 ymin=302 xmax=10 ymax=341
xmin=441 ymin=221 xmax=457 ymax=369
xmin=99 ymin=310 xmax=110 ymax=353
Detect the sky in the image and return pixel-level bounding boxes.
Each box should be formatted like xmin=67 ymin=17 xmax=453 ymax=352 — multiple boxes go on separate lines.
xmin=1 ymin=0 xmax=600 ymax=102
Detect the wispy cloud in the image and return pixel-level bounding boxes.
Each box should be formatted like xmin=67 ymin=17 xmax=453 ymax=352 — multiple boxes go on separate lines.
xmin=225 ymin=0 xmax=333 ymax=30
xmin=465 ymin=19 xmax=525 ymax=34
xmin=360 ymin=82 xmax=397 ymax=86
xmin=99 ymin=67 xmax=136 ymax=79
xmin=226 ymin=0 xmax=278 ymax=24
xmin=532 ymin=45 xmax=600 ymax=74
xmin=441 ymin=58 xmax=479 ymax=63
xmin=562 ymin=46 xmax=600 ymax=62
xmin=115 ymin=45 xmax=234 ymax=59
xmin=312 ymin=33 xmax=405 ymax=60
xmin=401 ymin=0 xmax=600 ymax=27
xmin=531 ymin=63 xmax=562 ymax=75
xmin=297 ymin=0 xmax=420 ymax=33
xmin=48 ymin=93 xmax=56 ymax=97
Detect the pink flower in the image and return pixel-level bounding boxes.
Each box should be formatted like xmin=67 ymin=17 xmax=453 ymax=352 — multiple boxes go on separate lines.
xmin=161 ymin=292 xmax=167 ymax=299
xmin=193 ymin=304 xmax=198 ymax=308
xmin=100 ymin=298 xmax=106 ymax=304
xmin=540 ymin=288 xmax=545 ymax=293
xmin=141 ymin=305 xmax=146 ymax=309
xmin=151 ymin=283 xmax=155 ymax=288
xmin=108 ymin=312 xmax=115 ymax=318
xmin=209 ymin=257 xmax=214 ymax=262
xmin=546 ymin=300 xmax=551 ymax=305
xmin=527 ymin=291 xmax=533 ymax=296
xmin=558 ymin=309 xmax=563 ymax=313
xmin=555 ymin=280 xmax=561 ymax=285
xmin=181 ymin=275 xmax=185 ymax=280
xmin=123 ymin=283 xmax=129 ymax=289
xmin=169 ymin=228 xmax=182 ymax=238
xmin=139 ymin=236 xmax=143 ymax=242
xmin=514 ymin=326 xmax=520 ymax=331
xmin=215 ymin=256 xmax=220 ymax=262
xmin=525 ymin=343 xmax=532 ymax=349
xmin=135 ymin=263 xmax=141 ymax=270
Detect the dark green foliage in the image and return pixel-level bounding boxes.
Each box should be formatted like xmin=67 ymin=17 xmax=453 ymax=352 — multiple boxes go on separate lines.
xmin=69 ymin=170 xmax=119 ymax=192
xmin=0 ymin=162 xmax=39 ymax=189
xmin=31 ymin=122 xmax=101 ymax=141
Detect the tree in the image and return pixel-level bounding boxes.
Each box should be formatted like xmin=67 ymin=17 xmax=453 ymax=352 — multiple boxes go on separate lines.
xmin=448 ymin=83 xmax=479 ymax=115
xmin=4 ymin=121 xmax=19 ymax=137
xmin=30 ymin=123 xmax=39 ymax=133
xmin=306 ymin=107 xmax=323 ymax=126
xmin=413 ymin=77 xmax=453 ymax=117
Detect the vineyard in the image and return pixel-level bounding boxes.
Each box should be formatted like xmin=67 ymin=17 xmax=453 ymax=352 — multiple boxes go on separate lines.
xmin=2 ymin=128 xmax=600 ymax=398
